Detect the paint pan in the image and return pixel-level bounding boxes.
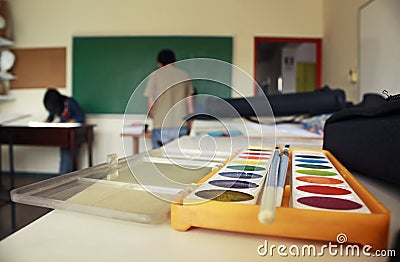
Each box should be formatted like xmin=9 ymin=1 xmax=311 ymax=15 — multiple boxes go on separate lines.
xmin=296 ymin=185 xmax=351 ymax=195
xmin=247 ymin=148 xmax=272 ymax=152
xmin=227 ymin=165 xmax=266 ymax=172
xmin=239 ymin=155 xmax=270 ymax=160
xmin=194 ymin=189 xmax=255 ymax=202
xmin=296 ymin=170 xmax=337 ymax=176
xmin=218 ymin=172 xmax=263 ymax=179
xmin=295 ymin=164 xmax=332 ymax=169
xmin=233 ymin=159 xmax=269 ymax=165
xmin=296 ymin=176 xmax=344 ymax=185
xmin=296 ymin=159 xmax=329 ymax=164
xmin=241 ymin=151 xmax=272 ymax=156
xmin=295 ymin=154 xmax=326 ymax=159
xmin=297 ymin=196 xmax=363 ymax=210
xmin=209 ymin=180 xmax=259 ymax=189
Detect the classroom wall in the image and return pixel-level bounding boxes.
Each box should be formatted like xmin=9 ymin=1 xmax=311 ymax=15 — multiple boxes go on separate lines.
xmin=360 ymin=0 xmax=400 ymax=100
xmin=322 ymin=0 xmax=369 ymax=102
xmin=1 ymin=0 xmax=324 ymax=173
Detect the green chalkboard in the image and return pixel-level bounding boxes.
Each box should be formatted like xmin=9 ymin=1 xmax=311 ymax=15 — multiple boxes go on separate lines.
xmin=72 ymin=36 xmax=233 ymax=114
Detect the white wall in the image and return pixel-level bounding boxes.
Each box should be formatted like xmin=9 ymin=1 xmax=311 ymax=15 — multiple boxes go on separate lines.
xmin=360 ymin=0 xmax=400 ymax=99
xmin=323 ymin=0 xmax=369 ymax=102
xmin=1 ymin=0 xmax=323 ymax=173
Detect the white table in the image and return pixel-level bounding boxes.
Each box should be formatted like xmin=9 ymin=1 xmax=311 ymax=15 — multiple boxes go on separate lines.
xmin=0 ymin=180 xmax=398 ymax=262
xmin=0 ymin=136 xmax=398 ymax=262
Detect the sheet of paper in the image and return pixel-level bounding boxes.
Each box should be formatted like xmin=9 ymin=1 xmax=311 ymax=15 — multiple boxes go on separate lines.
xmin=28 ymin=121 xmax=82 ymax=128
xmin=0 ymin=113 xmax=30 ymax=125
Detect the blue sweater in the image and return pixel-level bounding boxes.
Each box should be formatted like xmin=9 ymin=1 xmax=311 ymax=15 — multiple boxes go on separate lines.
xmin=47 ymin=97 xmax=85 ymax=123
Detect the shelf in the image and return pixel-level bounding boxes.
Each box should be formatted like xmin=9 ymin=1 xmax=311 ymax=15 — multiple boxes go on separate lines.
xmin=0 ymin=36 xmax=13 ymax=47
xmin=0 ymin=71 xmax=15 ymax=80
xmin=0 ymin=95 xmax=14 ymax=101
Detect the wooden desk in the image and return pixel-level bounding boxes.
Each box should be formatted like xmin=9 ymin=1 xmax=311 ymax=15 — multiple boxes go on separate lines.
xmin=0 ymin=124 xmax=95 ymax=231
xmin=121 ymin=132 xmax=152 ymax=154
xmin=0 ymin=124 xmax=95 ymax=187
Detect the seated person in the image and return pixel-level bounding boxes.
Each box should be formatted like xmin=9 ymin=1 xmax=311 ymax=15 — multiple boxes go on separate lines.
xmin=43 ymin=88 xmax=85 ymax=174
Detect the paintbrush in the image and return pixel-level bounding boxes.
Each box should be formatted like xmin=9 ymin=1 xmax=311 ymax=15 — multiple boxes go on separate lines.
xmin=276 ymin=145 xmax=290 ymax=206
xmin=258 ymin=146 xmax=280 ymax=224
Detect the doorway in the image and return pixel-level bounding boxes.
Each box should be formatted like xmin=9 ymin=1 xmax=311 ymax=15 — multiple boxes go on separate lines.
xmin=254 ymin=37 xmax=322 ymax=95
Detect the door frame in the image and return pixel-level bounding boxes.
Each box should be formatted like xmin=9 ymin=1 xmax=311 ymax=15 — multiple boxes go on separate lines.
xmin=254 ymin=37 xmax=322 ymax=95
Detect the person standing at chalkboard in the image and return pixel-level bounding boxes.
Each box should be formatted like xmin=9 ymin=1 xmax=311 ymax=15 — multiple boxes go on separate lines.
xmin=144 ymin=50 xmax=194 ymax=149
xmin=43 ymin=88 xmax=86 ymax=174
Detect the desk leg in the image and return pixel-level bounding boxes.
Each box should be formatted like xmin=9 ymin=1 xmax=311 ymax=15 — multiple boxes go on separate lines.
xmin=0 ymin=146 xmax=2 ymax=186
xmin=133 ymin=137 xmax=139 ymax=154
xmin=70 ymin=130 xmax=77 ymax=171
xmin=8 ymin=137 xmax=15 ymax=189
xmin=87 ymin=127 xmax=93 ymax=167
xmin=8 ymin=135 xmax=16 ymax=231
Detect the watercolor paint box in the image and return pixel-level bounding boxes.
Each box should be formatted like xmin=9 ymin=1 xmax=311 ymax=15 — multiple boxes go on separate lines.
xmin=171 ymin=148 xmax=390 ymax=250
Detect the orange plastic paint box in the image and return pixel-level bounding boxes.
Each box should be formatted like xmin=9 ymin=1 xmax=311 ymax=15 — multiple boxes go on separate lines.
xmin=171 ymin=149 xmax=390 ymax=250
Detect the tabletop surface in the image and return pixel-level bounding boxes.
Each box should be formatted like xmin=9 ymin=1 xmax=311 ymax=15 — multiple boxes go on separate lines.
xmin=0 ymin=132 xmax=398 ymax=262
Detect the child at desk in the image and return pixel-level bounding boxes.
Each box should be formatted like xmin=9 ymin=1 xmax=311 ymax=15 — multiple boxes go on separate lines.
xmin=43 ymin=89 xmax=86 ymax=174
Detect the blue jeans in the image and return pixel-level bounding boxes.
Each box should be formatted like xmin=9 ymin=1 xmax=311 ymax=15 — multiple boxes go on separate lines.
xmin=60 ymin=148 xmax=72 ymax=174
xmin=60 ymin=144 xmax=81 ymax=174
xmin=152 ymin=127 xmax=188 ymax=149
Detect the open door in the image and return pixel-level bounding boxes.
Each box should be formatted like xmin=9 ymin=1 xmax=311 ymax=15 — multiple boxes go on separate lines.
xmin=254 ymin=37 xmax=322 ymax=95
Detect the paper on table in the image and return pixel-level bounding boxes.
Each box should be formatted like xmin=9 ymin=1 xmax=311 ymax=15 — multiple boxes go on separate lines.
xmin=275 ymin=123 xmax=322 ymax=138
xmin=0 ymin=113 xmax=30 ymax=125
xmin=122 ymin=123 xmax=145 ymax=134
xmin=28 ymin=121 xmax=82 ymax=128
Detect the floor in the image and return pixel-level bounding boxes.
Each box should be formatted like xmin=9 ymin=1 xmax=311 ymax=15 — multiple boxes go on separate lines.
xmin=0 ymin=172 xmax=54 ymax=240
